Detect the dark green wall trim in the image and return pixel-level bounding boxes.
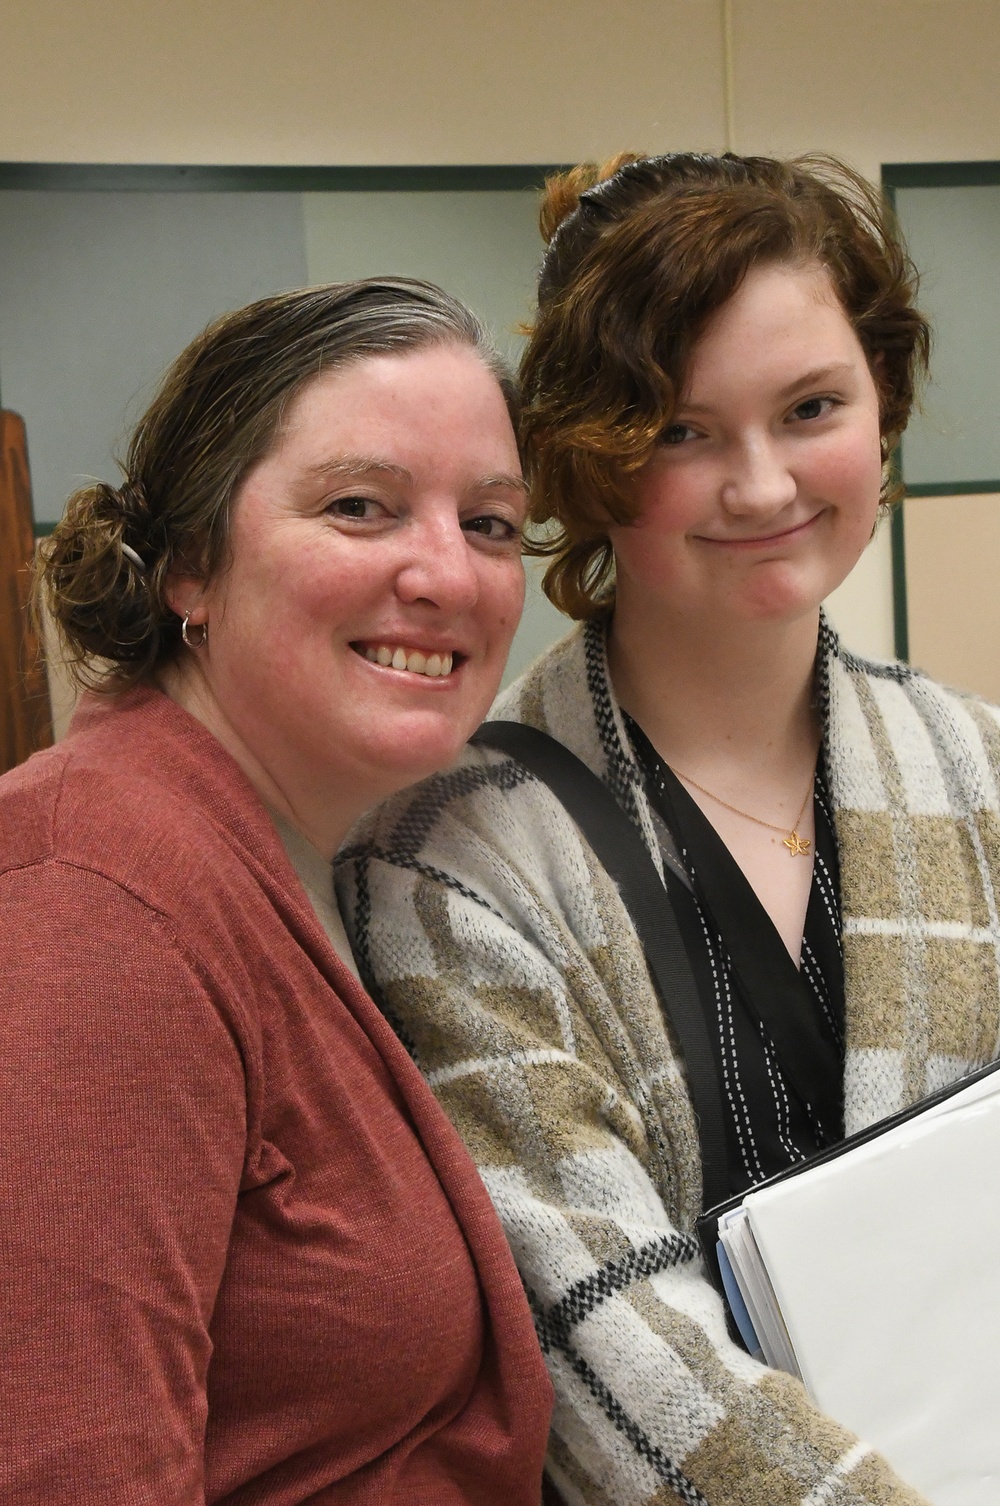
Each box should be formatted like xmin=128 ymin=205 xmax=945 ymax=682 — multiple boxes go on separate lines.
xmin=890 ymin=506 xmax=909 ymax=662
xmin=883 ymin=160 xmax=1000 ymax=190
xmin=0 ymin=163 xmax=567 ymax=193
xmin=903 ymin=479 xmax=1000 ymax=497
xmin=33 ymin=522 xmax=56 ymax=536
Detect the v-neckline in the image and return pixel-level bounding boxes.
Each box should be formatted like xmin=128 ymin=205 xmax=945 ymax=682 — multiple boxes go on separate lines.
xmin=627 ymin=718 xmax=844 ymax=1146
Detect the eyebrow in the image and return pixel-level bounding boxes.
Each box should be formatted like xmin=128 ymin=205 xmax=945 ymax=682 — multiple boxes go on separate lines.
xmin=680 ymin=362 xmax=859 ymax=415
xmin=774 ymin=362 xmax=858 ymax=400
xmin=304 ymin=454 xmax=412 ymax=483
xmin=304 ymin=454 xmax=528 ymax=496
xmin=471 ymin=473 xmax=530 ymax=497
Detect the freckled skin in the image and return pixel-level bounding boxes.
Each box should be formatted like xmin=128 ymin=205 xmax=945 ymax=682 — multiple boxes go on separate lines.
xmin=166 ymin=344 xmax=526 ymax=853
xmin=607 ymin=262 xmax=885 ymax=960
xmin=609 ymin=261 xmax=884 ymax=634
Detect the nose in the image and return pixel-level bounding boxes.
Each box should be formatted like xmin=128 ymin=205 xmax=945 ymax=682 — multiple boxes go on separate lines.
xmin=394 ymin=508 xmax=480 ymax=614
xmin=721 ymin=434 xmax=798 ymax=518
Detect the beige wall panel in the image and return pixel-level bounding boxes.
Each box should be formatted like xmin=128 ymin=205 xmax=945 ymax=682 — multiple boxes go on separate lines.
xmin=732 ymin=1 xmax=1000 ymax=180
xmin=823 ymin=521 xmax=896 ymax=661
xmin=0 ymin=0 xmax=724 ymax=165
xmin=905 ymin=493 xmax=1000 ymax=703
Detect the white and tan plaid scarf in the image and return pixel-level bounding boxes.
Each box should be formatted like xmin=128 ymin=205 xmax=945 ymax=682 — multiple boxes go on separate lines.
xmin=338 ymin=618 xmax=999 ymax=1506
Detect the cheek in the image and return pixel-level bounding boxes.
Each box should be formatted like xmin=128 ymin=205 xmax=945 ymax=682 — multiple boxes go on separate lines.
xmin=609 ymin=500 xmax=691 ymax=590
xmin=214 ymin=556 xmax=352 ymax=682
xmin=481 ymin=560 xmax=526 ymax=649
xmin=633 ymin=464 xmax=704 ymax=528
xmin=813 ymin=425 xmax=883 ymax=515
xmin=252 ymin=575 xmax=323 ymax=634
xmin=616 ymin=468 xmax=708 ymax=567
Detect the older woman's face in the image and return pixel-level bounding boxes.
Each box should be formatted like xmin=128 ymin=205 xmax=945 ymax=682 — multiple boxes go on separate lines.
xmin=609 ymin=261 xmax=884 ymax=631
xmin=177 ymin=344 xmax=525 ymax=832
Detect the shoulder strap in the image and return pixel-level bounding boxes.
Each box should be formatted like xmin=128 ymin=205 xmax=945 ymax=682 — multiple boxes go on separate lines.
xmin=470 ymin=720 xmax=729 ymax=1212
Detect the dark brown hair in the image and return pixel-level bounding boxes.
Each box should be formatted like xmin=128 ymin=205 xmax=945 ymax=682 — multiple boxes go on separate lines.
xmin=520 ymin=151 xmax=931 ymax=618
xmin=36 ymin=277 xmax=516 ymax=689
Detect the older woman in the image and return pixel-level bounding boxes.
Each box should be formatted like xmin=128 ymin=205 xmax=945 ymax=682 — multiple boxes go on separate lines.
xmin=337 ymin=157 xmax=1000 ymax=1505
xmin=0 ymin=279 xmax=551 ymax=1504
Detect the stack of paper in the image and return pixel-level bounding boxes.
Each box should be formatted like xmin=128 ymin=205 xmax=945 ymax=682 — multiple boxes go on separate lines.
xmin=708 ymin=1063 xmax=1000 ymax=1506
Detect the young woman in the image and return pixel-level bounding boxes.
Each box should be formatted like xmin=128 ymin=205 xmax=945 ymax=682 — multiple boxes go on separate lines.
xmin=337 ymin=157 xmax=1000 ymax=1505
xmin=0 ymin=279 xmax=552 ymax=1504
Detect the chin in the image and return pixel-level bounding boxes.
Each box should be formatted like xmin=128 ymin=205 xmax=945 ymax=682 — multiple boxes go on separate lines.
xmin=359 ymin=719 xmax=473 ymax=793
xmin=734 ymin=565 xmax=832 ymax=622
xmin=741 ymin=596 xmax=823 ymax=626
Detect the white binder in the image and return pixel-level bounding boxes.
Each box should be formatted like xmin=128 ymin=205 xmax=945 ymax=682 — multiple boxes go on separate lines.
xmin=705 ymin=1063 xmax=1000 ymax=1506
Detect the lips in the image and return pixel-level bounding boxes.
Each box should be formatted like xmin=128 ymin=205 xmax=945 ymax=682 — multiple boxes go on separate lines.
xmin=697 ymin=511 xmax=823 ymax=547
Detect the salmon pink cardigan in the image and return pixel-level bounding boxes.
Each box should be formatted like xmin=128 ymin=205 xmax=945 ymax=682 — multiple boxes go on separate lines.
xmin=0 ymin=685 xmax=551 ymax=1505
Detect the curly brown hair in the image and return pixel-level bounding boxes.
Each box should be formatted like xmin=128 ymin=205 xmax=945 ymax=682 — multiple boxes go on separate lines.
xmin=35 ymin=278 xmax=517 ymax=690
xmin=520 ymin=151 xmax=931 ymax=619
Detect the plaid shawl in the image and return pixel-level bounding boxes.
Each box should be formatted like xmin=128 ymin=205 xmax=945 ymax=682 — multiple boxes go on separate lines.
xmin=336 ymin=618 xmax=1000 ymax=1506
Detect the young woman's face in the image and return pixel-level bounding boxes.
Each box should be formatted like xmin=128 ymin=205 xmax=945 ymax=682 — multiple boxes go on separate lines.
xmin=608 ymin=260 xmax=884 ymax=632
xmin=181 ymin=343 xmax=526 ymax=819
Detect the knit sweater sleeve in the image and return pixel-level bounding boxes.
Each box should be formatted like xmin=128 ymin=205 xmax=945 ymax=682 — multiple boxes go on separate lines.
xmin=336 ymin=750 xmax=929 ymax=1506
xmin=0 ymin=860 xmax=247 ymax=1505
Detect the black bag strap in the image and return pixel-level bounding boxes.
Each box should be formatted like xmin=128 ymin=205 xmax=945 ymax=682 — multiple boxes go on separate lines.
xmin=471 ymin=720 xmax=730 ymax=1211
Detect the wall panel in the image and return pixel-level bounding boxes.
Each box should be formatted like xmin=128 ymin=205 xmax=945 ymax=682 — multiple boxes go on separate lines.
xmin=0 ymin=190 xmax=307 ymax=522
xmin=0 ymin=0 xmax=725 ymax=165
xmin=904 ymin=492 xmax=1000 ymax=702
xmin=732 ymin=1 xmax=1000 ymax=181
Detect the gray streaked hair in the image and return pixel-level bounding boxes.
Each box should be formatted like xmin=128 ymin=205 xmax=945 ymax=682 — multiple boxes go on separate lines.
xmin=36 ymin=277 xmax=516 ymax=689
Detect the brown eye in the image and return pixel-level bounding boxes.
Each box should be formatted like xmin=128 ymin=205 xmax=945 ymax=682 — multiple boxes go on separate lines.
xmin=329 ymin=495 xmax=380 ymax=519
xmin=661 ymin=424 xmax=694 ymax=446
xmin=462 ymin=515 xmax=520 ymax=543
xmin=792 ymin=397 xmax=830 ymax=421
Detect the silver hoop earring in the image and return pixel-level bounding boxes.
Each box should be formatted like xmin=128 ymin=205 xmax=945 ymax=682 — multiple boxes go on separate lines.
xmin=181 ymin=612 xmax=208 ymax=649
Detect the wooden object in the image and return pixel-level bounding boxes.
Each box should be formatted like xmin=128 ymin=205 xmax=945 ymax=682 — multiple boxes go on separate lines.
xmin=0 ymin=410 xmax=53 ymax=772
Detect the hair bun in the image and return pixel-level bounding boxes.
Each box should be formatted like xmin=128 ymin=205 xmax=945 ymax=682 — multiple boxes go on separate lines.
xmin=34 ymin=476 xmax=161 ymax=685
xmin=538 ymin=153 xmax=646 ymax=244
xmin=116 ymin=477 xmax=149 ymax=520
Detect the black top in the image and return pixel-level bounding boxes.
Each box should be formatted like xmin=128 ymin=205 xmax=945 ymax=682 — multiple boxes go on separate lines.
xmin=626 ymin=717 xmax=846 ymax=1198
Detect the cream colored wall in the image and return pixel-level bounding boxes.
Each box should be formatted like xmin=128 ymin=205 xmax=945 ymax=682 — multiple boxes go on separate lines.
xmin=904 ymin=493 xmax=1000 ymax=703
xmin=0 ymin=0 xmax=725 ymax=166
xmin=4 ymin=0 xmax=1000 ymax=660
xmin=4 ymin=2 xmax=995 ymax=178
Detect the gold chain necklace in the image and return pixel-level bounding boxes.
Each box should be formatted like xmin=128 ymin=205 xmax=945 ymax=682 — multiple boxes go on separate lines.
xmin=671 ymin=767 xmax=815 ymax=857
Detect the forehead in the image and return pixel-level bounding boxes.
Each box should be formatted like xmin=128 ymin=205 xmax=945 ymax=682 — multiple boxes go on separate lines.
xmin=699 ymin=261 xmax=854 ymax=347
xmin=242 ymin=342 xmax=519 ymax=493
xmin=684 ymin=261 xmax=865 ymax=385
xmin=280 ymin=343 xmax=502 ymax=428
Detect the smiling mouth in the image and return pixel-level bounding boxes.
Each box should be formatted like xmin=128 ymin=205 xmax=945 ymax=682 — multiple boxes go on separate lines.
xmin=698 ymin=513 xmax=823 ymax=548
xmin=351 ymin=642 xmax=459 ymax=678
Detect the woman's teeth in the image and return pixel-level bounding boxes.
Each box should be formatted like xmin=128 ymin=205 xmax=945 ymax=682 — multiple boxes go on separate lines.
xmin=364 ymin=645 xmax=454 ymax=677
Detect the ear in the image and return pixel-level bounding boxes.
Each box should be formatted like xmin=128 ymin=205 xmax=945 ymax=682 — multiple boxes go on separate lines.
xmin=165 ymin=573 xmax=210 ymax=626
